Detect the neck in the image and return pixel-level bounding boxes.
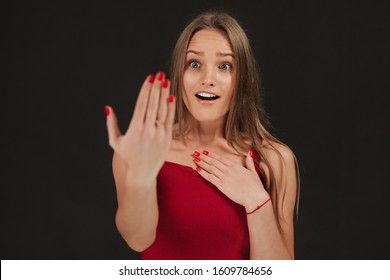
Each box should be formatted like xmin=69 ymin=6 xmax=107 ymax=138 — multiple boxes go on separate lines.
xmin=187 ymin=117 xmax=226 ymax=147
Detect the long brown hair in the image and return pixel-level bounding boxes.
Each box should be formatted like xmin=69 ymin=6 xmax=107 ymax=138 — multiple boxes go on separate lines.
xmin=170 ymin=11 xmax=299 ymax=225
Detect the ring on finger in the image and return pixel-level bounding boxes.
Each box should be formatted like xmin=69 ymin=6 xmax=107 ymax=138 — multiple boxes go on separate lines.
xmin=155 ymin=120 xmax=163 ymax=127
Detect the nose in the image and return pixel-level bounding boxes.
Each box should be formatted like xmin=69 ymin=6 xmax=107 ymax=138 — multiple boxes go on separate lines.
xmin=201 ymin=66 xmax=215 ymax=87
xmin=201 ymin=81 xmax=214 ymax=86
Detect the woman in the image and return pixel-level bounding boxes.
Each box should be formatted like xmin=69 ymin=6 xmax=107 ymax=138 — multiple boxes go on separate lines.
xmin=105 ymin=12 xmax=299 ymax=260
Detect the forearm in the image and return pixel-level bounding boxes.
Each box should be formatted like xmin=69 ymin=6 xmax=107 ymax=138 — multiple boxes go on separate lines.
xmin=246 ymin=201 xmax=293 ymax=260
xmin=115 ymin=177 xmax=159 ymax=252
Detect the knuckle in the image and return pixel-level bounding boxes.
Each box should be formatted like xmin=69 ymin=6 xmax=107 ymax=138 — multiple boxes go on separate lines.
xmin=210 ymin=166 xmax=218 ymax=174
xmin=130 ymin=123 xmax=143 ymax=133
xmin=233 ymin=164 xmax=241 ymax=172
xmin=142 ymin=128 xmax=155 ymax=138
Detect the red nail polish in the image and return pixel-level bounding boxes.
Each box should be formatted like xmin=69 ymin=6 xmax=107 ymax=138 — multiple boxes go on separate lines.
xmin=104 ymin=106 xmax=110 ymax=116
xmin=196 ymin=167 xmax=202 ymax=172
xmin=163 ymin=79 xmax=169 ymax=88
xmin=168 ymin=95 xmax=175 ymax=103
xmin=157 ymin=72 xmax=165 ymax=81
xmin=194 ymin=157 xmax=200 ymax=162
xmin=193 ymin=151 xmax=200 ymax=157
xmin=202 ymin=150 xmax=209 ymax=155
xmin=249 ymin=150 xmax=254 ymax=158
xmin=148 ymin=74 xmax=155 ymax=83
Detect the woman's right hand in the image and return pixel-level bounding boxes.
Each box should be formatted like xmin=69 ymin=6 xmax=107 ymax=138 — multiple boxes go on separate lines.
xmin=105 ymin=72 xmax=176 ymax=188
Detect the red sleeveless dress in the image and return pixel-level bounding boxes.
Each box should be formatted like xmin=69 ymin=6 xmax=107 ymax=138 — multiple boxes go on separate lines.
xmin=141 ymin=159 xmax=266 ymax=260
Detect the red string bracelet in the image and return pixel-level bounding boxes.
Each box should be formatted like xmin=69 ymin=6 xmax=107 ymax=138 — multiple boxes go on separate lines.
xmin=246 ymin=198 xmax=271 ymax=215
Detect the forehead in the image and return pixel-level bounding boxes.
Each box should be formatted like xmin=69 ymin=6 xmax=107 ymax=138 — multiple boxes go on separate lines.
xmin=187 ymin=29 xmax=232 ymax=52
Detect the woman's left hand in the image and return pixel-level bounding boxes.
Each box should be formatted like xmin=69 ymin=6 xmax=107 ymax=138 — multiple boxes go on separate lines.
xmin=194 ymin=150 xmax=270 ymax=212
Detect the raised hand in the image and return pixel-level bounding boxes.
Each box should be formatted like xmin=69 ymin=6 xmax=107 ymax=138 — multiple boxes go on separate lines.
xmin=105 ymin=72 xmax=175 ymax=188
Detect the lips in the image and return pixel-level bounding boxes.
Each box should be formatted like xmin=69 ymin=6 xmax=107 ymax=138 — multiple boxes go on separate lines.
xmin=195 ymin=92 xmax=220 ymax=101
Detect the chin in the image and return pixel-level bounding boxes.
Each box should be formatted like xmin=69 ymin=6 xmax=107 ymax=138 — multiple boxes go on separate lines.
xmin=188 ymin=111 xmax=227 ymax=124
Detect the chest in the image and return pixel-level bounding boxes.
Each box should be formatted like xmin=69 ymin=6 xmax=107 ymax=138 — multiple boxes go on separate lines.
xmin=156 ymin=162 xmax=249 ymax=239
xmin=166 ymin=139 xmax=246 ymax=170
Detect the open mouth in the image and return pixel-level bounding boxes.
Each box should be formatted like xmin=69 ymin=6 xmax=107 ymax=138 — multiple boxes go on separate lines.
xmin=195 ymin=92 xmax=220 ymax=101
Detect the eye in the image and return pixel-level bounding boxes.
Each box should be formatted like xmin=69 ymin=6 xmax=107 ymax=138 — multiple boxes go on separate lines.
xmin=219 ymin=63 xmax=233 ymax=71
xmin=188 ymin=60 xmax=201 ymax=68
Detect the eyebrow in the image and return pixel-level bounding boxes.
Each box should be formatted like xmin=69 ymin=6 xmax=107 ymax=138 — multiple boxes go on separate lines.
xmin=186 ymin=50 xmax=235 ymax=58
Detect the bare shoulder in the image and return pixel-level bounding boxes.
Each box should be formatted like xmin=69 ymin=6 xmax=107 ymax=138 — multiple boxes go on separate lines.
xmin=263 ymin=140 xmax=295 ymax=167
xmin=261 ymin=140 xmax=298 ymax=206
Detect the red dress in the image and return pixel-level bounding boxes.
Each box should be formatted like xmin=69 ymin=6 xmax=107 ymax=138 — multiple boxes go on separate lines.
xmin=141 ymin=160 xmax=266 ymax=260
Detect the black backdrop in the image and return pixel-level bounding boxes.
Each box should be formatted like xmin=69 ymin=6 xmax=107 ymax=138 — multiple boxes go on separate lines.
xmin=3 ymin=0 xmax=389 ymax=259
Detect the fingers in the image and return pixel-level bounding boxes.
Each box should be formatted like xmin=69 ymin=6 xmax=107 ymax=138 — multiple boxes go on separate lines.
xmin=195 ymin=151 xmax=258 ymax=180
xmin=199 ymin=150 xmax=232 ymax=168
xmin=194 ymin=150 xmax=230 ymax=179
xmin=131 ymin=74 xmax=155 ymax=126
xmin=196 ymin=167 xmax=221 ymax=187
xmin=165 ymin=94 xmax=175 ymax=133
xmin=145 ymin=72 xmax=165 ymax=127
xmin=157 ymin=79 xmax=169 ymax=124
xmin=128 ymin=72 xmax=173 ymax=131
xmin=105 ymin=105 xmax=122 ymax=149
xmin=246 ymin=150 xmax=257 ymax=173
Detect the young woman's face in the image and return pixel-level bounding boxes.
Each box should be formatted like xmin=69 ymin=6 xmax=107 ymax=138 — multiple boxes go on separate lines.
xmin=183 ymin=29 xmax=236 ymax=123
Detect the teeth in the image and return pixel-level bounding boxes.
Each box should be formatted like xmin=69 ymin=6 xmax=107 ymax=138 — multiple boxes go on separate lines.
xmin=196 ymin=92 xmax=218 ymax=98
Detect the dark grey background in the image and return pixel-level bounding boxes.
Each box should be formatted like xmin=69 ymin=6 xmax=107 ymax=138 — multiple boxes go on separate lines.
xmin=3 ymin=0 xmax=389 ymax=259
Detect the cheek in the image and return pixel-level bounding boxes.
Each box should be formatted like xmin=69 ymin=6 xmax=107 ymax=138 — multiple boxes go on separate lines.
xmin=221 ymin=74 xmax=235 ymax=97
xmin=222 ymin=75 xmax=235 ymax=109
xmin=183 ymin=71 xmax=198 ymax=90
xmin=182 ymin=73 xmax=192 ymax=107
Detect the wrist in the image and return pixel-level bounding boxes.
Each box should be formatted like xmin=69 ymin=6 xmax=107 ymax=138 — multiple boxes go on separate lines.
xmin=125 ymin=170 xmax=157 ymax=191
xmin=126 ymin=168 xmax=157 ymax=190
xmin=246 ymin=197 xmax=271 ymax=215
xmin=243 ymin=193 xmax=271 ymax=213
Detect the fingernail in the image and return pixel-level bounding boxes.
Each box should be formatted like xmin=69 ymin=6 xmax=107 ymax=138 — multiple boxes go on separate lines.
xmin=104 ymin=106 xmax=110 ymax=116
xmin=194 ymin=157 xmax=201 ymax=162
xmin=163 ymin=79 xmax=169 ymax=88
xmin=157 ymin=72 xmax=165 ymax=81
xmin=202 ymin=150 xmax=209 ymax=155
xmin=148 ymin=74 xmax=155 ymax=83
xmin=168 ymin=95 xmax=175 ymax=103
xmin=193 ymin=151 xmax=200 ymax=157
xmin=196 ymin=167 xmax=202 ymax=172
xmin=249 ymin=150 xmax=254 ymax=158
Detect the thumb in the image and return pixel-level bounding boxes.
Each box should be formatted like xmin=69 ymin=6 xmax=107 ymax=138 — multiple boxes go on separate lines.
xmin=105 ymin=105 xmax=121 ymax=149
xmin=245 ymin=150 xmax=257 ymax=174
